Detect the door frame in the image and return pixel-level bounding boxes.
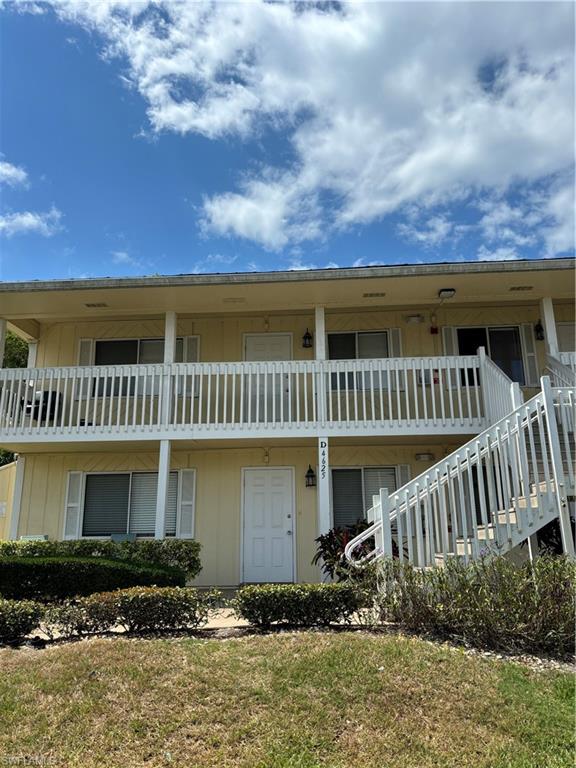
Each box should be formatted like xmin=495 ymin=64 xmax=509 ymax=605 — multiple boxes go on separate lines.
xmin=454 ymin=324 xmax=528 ymax=384
xmin=242 ymin=332 xmax=293 ymax=361
xmin=240 ymin=466 xmax=297 ymax=584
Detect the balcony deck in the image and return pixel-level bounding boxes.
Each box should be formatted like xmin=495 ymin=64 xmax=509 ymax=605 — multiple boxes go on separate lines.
xmin=0 ymin=356 xmax=496 ymax=444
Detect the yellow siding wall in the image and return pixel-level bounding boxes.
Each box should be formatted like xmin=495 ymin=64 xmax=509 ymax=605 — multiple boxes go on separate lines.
xmin=0 ymin=462 xmax=16 ymax=540
xmin=15 ymin=442 xmax=455 ymax=585
xmin=34 ymin=303 xmax=572 ymax=379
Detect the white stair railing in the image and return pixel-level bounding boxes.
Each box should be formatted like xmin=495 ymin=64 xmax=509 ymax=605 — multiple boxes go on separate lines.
xmin=546 ymin=354 xmax=576 ymax=387
xmin=345 ymin=376 xmax=575 ymax=568
xmin=478 ymin=346 xmax=521 ymax=422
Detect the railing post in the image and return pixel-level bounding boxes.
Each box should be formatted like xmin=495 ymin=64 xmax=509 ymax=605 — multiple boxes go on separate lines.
xmin=379 ymin=487 xmax=393 ymax=557
xmin=478 ymin=346 xmax=490 ymax=422
xmin=510 ymin=382 xmax=523 ymax=409
xmin=541 ymin=376 xmax=575 ymax=558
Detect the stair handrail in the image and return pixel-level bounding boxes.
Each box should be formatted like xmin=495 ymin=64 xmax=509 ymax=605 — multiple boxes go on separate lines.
xmin=545 ymin=353 xmax=576 ymax=387
xmin=478 ymin=347 xmax=520 ymax=423
xmin=345 ymin=377 xmax=567 ymax=567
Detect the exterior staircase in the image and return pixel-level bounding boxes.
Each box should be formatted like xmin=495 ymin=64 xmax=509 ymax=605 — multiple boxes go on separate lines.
xmin=345 ymin=372 xmax=576 ymax=568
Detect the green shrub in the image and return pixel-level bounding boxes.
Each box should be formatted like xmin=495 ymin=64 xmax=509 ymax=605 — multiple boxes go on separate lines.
xmin=42 ymin=587 xmax=219 ymax=638
xmin=377 ymin=555 xmax=576 ymax=657
xmin=0 ymin=598 xmax=42 ymax=644
xmin=0 ymin=538 xmax=202 ymax=579
xmin=0 ymin=556 xmax=185 ymax=601
xmin=114 ymin=586 xmax=220 ymax=632
xmin=41 ymin=592 xmax=119 ymax=639
xmin=235 ymin=583 xmax=362 ymax=629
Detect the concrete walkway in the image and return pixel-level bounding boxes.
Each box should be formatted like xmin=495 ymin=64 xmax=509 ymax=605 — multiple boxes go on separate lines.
xmin=204 ymin=608 xmax=249 ymax=629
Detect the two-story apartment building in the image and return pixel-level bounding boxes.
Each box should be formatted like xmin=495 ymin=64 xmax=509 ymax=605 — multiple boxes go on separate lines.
xmin=0 ymin=258 xmax=574 ymax=585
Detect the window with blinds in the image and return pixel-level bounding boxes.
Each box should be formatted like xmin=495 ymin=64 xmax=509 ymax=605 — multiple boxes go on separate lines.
xmin=328 ymin=331 xmax=390 ymax=390
xmin=82 ymin=472 xmax=178 ymax=537
xmin=331 ymin=466 xmax=398 ymax=529
xmin=94 ymin=338 xmax=186 ymax=365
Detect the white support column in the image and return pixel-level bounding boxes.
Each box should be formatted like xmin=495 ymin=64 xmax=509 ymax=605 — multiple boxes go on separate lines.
xmin=8 ymin=456 xmax=26 ymax=540
xmin=314 ymin=306 xmax=326 ymax=361
xmin=540 ymin=297 xmax=559 ymax=357
xmin=317 ymin=437 xmax=331 ymax=537
xmin=162 ymin=311 xmax=177 ymax=426
xmin=164 ymin=311 xmax=177 ymax=364
xmin=154 ymin=440 xmax=171 ymax=539
xmin=27 ymin=341 xmax=38 ymax=368
xmin=0 ymin=319 xmax=6 ymax=368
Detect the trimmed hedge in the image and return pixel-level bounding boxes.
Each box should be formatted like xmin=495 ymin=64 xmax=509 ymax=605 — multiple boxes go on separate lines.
xmin=0 ymin=598 xmax=42 ymax=644
xmin=377 ymin=555 xmax=576 ymax=657
xmin=0 ymin=556 xmax=185 ymax=601
xmin=0 ymin=539 xmax=202 ymax=579
xmin=42 ymin=587 xmax=220 ymax=639
xmin=234 ymin=583 xmax=362 ymax=629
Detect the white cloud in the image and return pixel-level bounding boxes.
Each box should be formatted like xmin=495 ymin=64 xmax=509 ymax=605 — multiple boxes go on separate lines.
xmin=190 ymin=252 xmax=238 ymax=273
xmin=31 ymin=2 xmax=576 ymax=253
xmin=477 ymin=245 xmax=520 ymax=261
xmin=111 ymin=249 xmax=142 ymax=267
xmin=0 ymin=160 xmax=28 ymax=187
xmin=397 ymin=215 xmax=455 ymax=248
xmin=0 ymin=207 xmax=62 ymax=237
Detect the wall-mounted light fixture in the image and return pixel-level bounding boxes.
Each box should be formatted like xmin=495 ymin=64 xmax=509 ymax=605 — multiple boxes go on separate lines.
xmin=534 ymin=320 xmax=545 ymax=341
xmin=302 ymin=329 xmax=313 ymax=349
xmin=415 ymin=452 xmax=435 ymax=462
xmin=405 ymin=314 xmax=424 ymax=324
xmin=305 ymin=465 xmax=317 ymax=487
xmin=430 ymin=312 xmax=439 ymax=336
xmin=438 ymin=288 xmax=456 ymax=300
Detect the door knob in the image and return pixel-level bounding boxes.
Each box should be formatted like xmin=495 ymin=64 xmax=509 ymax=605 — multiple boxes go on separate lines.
xmin=286 ymin=530 xmax=293 ymax=535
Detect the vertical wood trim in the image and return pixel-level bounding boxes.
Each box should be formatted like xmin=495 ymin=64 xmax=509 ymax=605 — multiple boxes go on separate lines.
xmin=164 ymin=312 xmax=177 ymax=364
xmin=540 ymin=297 xmax=559 ymax=356
xmin=0 ymin=319 xmax=6 ymax=369
xmin=8 ymin=456 xmax=26 ymax=540
xmin=315 ymin=306 xmax=326 ymax=361
xmin=317 ymin=437 xmax=331 ymax=536
xmin=27 ymin=341 xmax=38 ymax=368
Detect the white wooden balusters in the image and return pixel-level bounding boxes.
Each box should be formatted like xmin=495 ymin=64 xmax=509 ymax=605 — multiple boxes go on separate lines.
xmin=0 ymin=355 xmax=487 ymax=440
xmin=345 ymin=377 xmax=576 ymax=567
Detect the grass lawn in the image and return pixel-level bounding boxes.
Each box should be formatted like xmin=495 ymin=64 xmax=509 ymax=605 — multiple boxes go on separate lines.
xmin=0 ymin=632 xmax=573 ymax=768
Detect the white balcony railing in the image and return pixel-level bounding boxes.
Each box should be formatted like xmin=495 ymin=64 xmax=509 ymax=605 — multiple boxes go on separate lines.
xmin=559 ymin=351 xmax=576 ymax=372
xmin=0 ymin=355 xmax=493 ymax=441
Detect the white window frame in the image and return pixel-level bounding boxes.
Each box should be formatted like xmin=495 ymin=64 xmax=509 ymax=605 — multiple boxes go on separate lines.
xmin=65 ymin=469 xmax=196 ymax=539
xmin=78 ymin=335 xmax=200 ymax=366
xmin=326 ymin=330 xmax=390 ymax=360
xmin=329 ymin=465 xmax=402 ymax=528
xmin=454 ymin=325 xmax=528 ymax=384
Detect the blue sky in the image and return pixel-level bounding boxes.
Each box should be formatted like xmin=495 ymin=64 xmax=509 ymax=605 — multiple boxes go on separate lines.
xmin=0 ymin=1 xmax=574 ymax=282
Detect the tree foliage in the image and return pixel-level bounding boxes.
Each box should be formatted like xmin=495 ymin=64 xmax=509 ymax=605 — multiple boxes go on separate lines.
xmin=1 ymin=332 xmax=28 ymax=466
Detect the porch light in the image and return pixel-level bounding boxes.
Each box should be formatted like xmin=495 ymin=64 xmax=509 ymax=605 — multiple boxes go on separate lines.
xmin=438 ymin=288 xmax=456 ymax=300
xmin=305 ymin=465 xmax=317 ymax=487
xmin=415 ymin=452 xmax=435 ymax=462
xmin=302 ymin=329 xmax=313 ymax=349
xmin=534 ymin=320 xmax=545 ymax=341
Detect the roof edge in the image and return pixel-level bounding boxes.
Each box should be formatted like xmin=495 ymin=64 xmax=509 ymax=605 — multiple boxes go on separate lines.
xmin=0 ymin=257 xmax=573 ymax=294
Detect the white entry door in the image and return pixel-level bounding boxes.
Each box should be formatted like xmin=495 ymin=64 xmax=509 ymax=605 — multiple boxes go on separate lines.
xmin=244 ymin=334 xmax=291 ymax=422
xmin=242 ymin=468 xmax=294 ymax=583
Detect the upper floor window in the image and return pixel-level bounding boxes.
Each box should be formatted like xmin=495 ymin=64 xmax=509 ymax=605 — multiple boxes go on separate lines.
xmin=94 ymin=338 xmax=186 ymax=366
xmin=328 ymin=331 xmax=389 ymax=360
